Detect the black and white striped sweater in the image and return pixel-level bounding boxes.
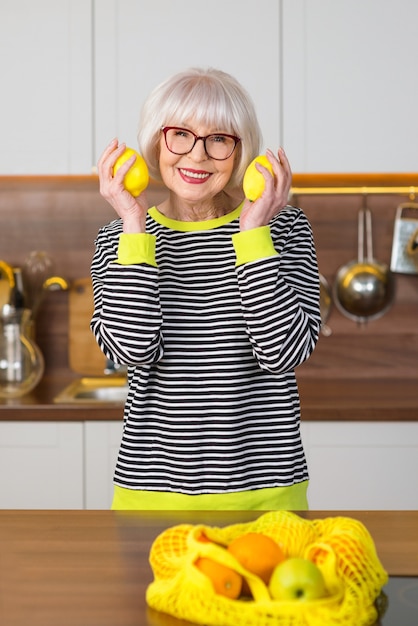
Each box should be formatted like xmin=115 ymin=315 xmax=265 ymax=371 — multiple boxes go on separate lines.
xmin=90 ymin=204 xmax=321 ymax=495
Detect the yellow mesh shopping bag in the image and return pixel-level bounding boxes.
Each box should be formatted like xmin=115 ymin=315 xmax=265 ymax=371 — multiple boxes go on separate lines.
xmin=146 ymin=511 xmax=388 ymax=626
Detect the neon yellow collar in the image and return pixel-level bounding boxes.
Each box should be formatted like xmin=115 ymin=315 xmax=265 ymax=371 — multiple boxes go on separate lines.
xmin=148 ymin=203 xmax=243 ymax=232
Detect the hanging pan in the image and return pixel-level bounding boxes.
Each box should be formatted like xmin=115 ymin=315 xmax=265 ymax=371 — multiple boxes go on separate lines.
xmin=333 ymin=201 xmax=395 ymax=324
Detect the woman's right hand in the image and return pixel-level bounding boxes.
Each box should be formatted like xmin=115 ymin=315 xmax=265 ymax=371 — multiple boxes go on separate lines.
xmin=97 ymin=138 xmax=148 ymax=233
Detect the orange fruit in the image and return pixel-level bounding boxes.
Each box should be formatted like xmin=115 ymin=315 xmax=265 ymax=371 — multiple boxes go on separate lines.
xmin=196 ymin=530 xmax=211 ymax=543
xmin=227 ymin=532 xmax=285 ymax=584
xmin=195 ymin=557 xmax=243 ymax=599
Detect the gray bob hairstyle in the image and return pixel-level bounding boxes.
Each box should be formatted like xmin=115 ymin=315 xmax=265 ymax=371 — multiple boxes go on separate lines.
xmin=137 ymin=67 xmax=262 ymax=189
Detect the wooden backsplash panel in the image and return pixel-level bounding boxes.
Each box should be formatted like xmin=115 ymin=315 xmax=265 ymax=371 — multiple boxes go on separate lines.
xmin=0 ymin=177 xmax=167 ymax=279
xmin=295 ymin=192 xmax=418 ymax=380
xmin=0 ymin=176 xmax=167 ymax=374
xmin=1 ymin=177 xmax=417 ymax=381
xmin=35 ymin=290 xmax=70 ymax=373
xmin=296 ymin=193 xmax=398 ymax=272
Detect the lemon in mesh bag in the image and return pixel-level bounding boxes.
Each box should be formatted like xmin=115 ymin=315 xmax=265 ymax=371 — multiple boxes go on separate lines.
xmin=146 ymin=511 xmax=388 ymax=626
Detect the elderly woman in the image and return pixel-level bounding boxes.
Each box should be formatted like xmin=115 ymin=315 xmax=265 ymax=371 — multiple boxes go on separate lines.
xmin=92 ymin=67 xmax=321 ymax=511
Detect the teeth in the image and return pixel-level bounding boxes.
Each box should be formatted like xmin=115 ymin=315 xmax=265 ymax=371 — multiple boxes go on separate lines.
xmin=180 ymin=169 xmax=210 ymax=180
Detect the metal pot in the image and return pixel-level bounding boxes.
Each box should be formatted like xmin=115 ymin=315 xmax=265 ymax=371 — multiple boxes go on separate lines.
xmin=333 ymin=204 xmax=395 ymax=324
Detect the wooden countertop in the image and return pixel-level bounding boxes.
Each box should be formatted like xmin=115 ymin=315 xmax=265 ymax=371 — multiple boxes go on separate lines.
xmin=1 ymin=375 xmax=418 ymax=421
xmin=0 ymin=374 xmax=124 ymax=420
xmin=0 ymin=510 xmax=417 ymax=625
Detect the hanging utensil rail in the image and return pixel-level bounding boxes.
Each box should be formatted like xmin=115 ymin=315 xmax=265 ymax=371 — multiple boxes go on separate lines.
xmin=291 ymin=185 xmax=417 ymax=197
xmin=291 ymin=173 xmax=418 ymax=197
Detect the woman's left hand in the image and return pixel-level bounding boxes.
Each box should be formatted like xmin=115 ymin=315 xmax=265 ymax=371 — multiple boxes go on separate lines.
xmin=239 ymin=147 xmax=292 ymax=231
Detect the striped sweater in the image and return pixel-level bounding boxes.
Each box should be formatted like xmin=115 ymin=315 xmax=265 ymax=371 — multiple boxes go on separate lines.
xmin=90 ymin=203 xmax=321 ymax=495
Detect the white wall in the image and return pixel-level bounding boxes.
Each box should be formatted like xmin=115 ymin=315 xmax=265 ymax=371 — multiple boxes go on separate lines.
xmin=0 ymin=0 xmax=92 ymax=174
xmin=0 ymin=0 xmax=416 ymax=174
xmin=282 ymin=0 xmax=418 ymax=172
xmin=93 ymin=0 xmax=281 ymax=163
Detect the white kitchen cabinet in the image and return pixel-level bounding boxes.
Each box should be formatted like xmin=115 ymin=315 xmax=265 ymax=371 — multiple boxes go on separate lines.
xmin=84 ymin=420 xmax=123 ymax=509
xmin=0 ymin=422 xmax=84 ymax=509
xmin=301 ymin=422 xmax=418 ymax=510
xmin=84 ymin=420 xmax=418 ymax=511
xmin=0 ymin=0 xmax=92 ymax=174
xmin=1 ymin=420 xmax=416 ymax=510
xmin=2 ymin=1 xmax=417 ymax=175
xmin=93 ymin=0 xmax=282 ymax=164
xmin=282 ymin=0 xmax=418 ymax=172
xmin=93 ymin=0 xmax=418 ymax=171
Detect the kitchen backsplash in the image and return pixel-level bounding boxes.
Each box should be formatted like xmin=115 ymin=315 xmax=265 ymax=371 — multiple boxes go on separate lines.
xmin=1 ymin=176 xmax=417 ymax=382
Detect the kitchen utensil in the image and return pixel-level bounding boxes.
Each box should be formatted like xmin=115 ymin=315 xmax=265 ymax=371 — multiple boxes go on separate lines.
xmin=68 ymin=277 xmax=107 ymax=376
xmin=22 ymin=251 xmax=69 ymax=318
xmin=0 ymin=304 xmax=44 ymax=398
xmin=10 ymin=267 xmax=26 ymax=309
xmin=406 ymin=228 xmax=418 ymax=258
xmin=390 ymin=202 xmax=418 ymax=274
xmin=22 ymin=251 xmax=54 ymax=314
xmin=43 ymin=276 xmax=70 ymax=291
xmin=0 ymin=260 xmax=15 ymax=309
xmin=333 ymin=203 xmax=395 ymax=324
xmin=319 ymin=273 xmax=332 ymax=336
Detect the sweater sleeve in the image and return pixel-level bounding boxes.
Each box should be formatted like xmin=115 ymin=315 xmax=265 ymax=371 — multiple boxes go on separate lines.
xmin=90 ymin=225 xmax=164 ymax=366
xmin=232 ymin=208 xmax=321 ymax=374
xmin=232 ymin=226 xmax=279 ymax=265
xmin=116 ymin=233 xmax=158 ymax=266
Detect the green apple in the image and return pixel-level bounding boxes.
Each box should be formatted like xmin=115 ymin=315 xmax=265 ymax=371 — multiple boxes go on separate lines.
xmin=268 ymin=558 xmax=326 ymax=601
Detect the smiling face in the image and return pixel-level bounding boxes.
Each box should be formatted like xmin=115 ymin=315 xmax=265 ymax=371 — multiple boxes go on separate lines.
xmin=158 ymin=121 xmax=237 ymax=209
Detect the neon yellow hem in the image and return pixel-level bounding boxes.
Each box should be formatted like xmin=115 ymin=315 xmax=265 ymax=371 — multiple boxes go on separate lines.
xmin=111 ymin=481 xmax=309 ymax=511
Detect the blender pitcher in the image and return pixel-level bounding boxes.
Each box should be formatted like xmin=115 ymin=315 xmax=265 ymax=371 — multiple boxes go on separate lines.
xmin=0 ymin=262 xmax=45 ymax=398
xmin=0 ymin=303 xmax=45 ymax=398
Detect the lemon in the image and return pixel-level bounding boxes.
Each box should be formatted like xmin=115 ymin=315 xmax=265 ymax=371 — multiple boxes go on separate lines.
xmin=243 ymin=155 xmax=274 ymax=201
xmin=113 ymin=148 xmax=149 ymax=197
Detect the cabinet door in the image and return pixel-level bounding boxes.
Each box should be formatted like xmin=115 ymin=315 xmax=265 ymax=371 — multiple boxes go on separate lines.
xmin=0 ymin=422 xmax=84 ymax=509
xmin=84 ymin=421 xmax=123 ymax=509
xmin=301 ymin=422 xmax=418 ymax=510
xmin=0 ymin=0 xmax=92 ymax=173
xmin=282 ymin=0 xmax=418 ymax=172
xmin=93 ymin=0 xmax=281 ymax=163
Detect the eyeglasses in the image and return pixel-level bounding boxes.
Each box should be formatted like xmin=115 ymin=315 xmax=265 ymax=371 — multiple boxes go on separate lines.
xmin=161 ymin=126 xmax=241 ymax=161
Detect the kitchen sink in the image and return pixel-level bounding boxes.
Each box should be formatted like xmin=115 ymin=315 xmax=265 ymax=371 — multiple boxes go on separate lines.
xmin=54 ymin=377 xmax=128 ymax=405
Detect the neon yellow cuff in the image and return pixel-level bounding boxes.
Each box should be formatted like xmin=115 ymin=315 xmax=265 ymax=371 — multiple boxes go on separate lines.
xmin=232 ymin=226 xmax=279 ymax=266
xmin=116 ymin=233 xmax=157 ymax=267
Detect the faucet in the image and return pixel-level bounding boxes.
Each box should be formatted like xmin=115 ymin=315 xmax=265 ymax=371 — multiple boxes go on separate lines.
xmin=104 ymin=358 xmax=128 ymax=376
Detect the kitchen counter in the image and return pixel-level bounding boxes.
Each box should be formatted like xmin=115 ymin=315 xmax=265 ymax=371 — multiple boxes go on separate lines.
xmin=0 ymin=510 xmax=417 ymax=626
xmin=1 ymin=374 xmax=417 ymax=421
xmin=0 ymin=374 xmax=124 ymax=420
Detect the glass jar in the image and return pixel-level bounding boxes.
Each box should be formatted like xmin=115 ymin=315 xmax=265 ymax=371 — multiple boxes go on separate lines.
xmin=0 ymin=305 xmax=45 ymax=398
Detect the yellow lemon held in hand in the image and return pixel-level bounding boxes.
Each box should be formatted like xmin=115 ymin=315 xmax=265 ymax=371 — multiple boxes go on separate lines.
xmin=113 ymin=147 xmax=149 ymax=197
xmin=243 ymin=155 xmax=274 ymax=202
